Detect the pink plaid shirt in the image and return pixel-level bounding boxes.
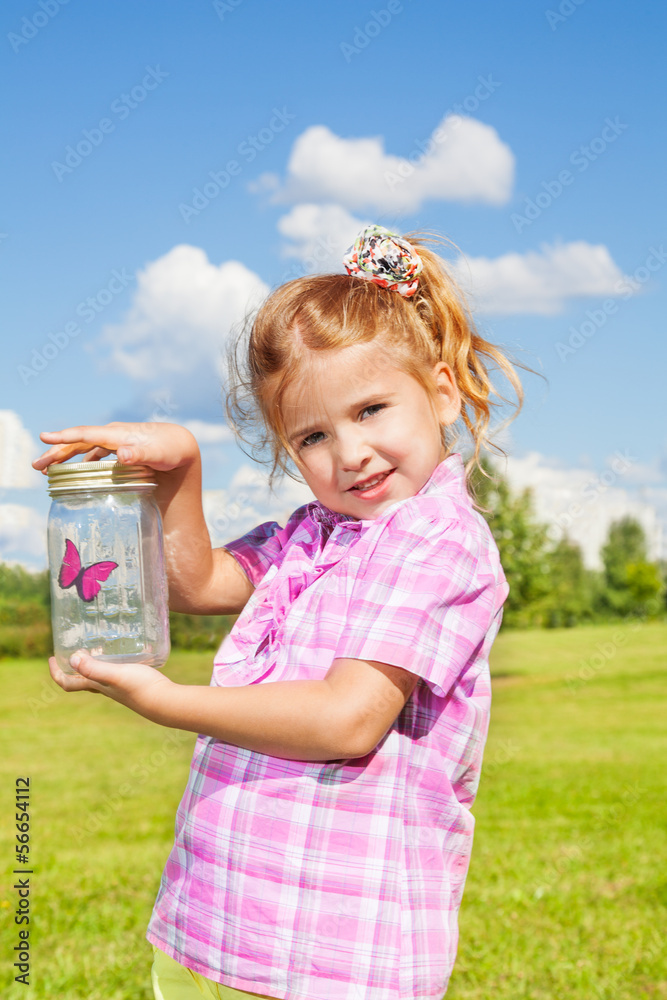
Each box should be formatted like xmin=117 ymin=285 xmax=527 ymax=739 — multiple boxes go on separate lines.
xmin=146 ymin=454 xmax=508 ymax=999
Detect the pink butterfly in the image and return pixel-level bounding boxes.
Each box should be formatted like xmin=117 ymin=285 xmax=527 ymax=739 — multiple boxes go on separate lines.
xmin=58 ymin=538 xmax=118 ymax=602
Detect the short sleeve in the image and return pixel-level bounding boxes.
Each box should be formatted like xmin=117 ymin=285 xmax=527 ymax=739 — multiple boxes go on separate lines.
xmin=333 ymin=511 xmax=504 ymax=698
xmin=221 ymin=505 xmax=314 ymax=588
xmin=222 ymin=520 xmax=284 ymax=588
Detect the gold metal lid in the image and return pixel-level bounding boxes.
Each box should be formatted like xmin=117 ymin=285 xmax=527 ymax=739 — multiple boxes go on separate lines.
xmin=47 ymin=460 xmax=157 ymax=496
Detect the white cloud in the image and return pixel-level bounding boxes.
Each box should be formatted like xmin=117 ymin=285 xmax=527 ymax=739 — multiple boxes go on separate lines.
xmin=257 ymin=117 xmax=515 ymax=214
xmin=0 ymin=411 xmax=42 ymax=489
xmin=203 ymin=464 xmax=314 ymax=547
xmin=98 ymin=245 xmax=269 ymax=380
xmin=180 ymin=420 xmax=234 ymax=445
xmin=499 ymin=450 xmax=665 ymax=569
xmin=0 ymin=504 xmax=47 ymax=567
xmin=277 ymin=204 xmax=370 ymax=272
xmin=453 ymin=241 xmax=627 ymax=315
xmin=273 ymin=224 xmax=628 ymax=316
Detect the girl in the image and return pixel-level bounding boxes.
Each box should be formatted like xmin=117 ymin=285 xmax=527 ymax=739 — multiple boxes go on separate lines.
xmin=35 ymin=225 xmax=523 ymax=1000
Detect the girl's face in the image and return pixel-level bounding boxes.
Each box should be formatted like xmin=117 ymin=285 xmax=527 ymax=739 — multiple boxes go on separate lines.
xmin=281 ymin=341 xmax=461 ymax=520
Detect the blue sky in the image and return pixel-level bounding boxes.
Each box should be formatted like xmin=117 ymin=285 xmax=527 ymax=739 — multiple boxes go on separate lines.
xmin=2 ymin=0 xmax=666 ymax=568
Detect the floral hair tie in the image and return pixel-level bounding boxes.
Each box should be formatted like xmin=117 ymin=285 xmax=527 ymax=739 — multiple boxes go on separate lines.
xmin=343 ymin=224 xmax=423 ymax=298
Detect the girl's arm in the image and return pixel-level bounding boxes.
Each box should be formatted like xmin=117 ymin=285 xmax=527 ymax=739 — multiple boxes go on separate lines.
xmin=48 ymin=651 xmax=419 ymax=762
xmin=33 ymin=422 xmax=254 ymax=615
xmin=144 ymin=451 xmax=254 ymax=615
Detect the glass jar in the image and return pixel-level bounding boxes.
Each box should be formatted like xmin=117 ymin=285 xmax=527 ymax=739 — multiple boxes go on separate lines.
xmin=46 ymin=461 xmax=170 ymax=674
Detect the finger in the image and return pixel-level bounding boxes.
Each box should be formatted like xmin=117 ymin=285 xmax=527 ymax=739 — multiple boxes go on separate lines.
xmin=82 ymin=447 xmax=114 ymax=462
xmin=38 ymin=426 xmax=122 ymax=449
xmin=48 ymin=655 xmax=103 ymax=693
xmin=40 ymin=426 xmax=109 ymax=442
xmin=34 ymin=426 xmax=135 ymax=470
xmin=68 ymin=649 xmax=120 ymax=687
xmin=39 ymin=425 xmax=151 ymax=465
xmin=35 ymin=423 xmax=178 ymax=472
xmin=33 ymin=441 xmax=91 ymax=470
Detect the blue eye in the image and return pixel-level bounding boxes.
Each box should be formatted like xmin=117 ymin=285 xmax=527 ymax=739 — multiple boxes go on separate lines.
xmin=298 ymin=403 xmax=386 ymax=449
xmin=299 ymin=431 xmax=325 ymax=449
xmin=362 ymin=403 xmax=386 ymax=418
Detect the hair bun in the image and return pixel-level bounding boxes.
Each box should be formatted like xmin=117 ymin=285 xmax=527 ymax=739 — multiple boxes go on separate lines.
xmin=343 ymin=225 xmax=423 ymax=298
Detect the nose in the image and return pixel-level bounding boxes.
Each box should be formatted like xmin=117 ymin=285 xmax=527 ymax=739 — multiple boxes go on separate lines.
xmin=335 ymin=425 xmax=373 ymax=471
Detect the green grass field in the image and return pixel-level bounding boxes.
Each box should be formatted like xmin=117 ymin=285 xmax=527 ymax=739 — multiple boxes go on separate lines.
xmin=2 ymin=622 xmax=666 ymax=999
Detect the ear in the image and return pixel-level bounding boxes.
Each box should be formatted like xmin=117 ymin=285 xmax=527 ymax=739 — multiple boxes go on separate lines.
xmin=431 ymin=362 xmax=461 ymax=425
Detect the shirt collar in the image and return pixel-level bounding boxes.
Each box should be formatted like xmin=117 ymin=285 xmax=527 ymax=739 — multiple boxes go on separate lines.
xmin=306 ymin=452 xmax=468 ymax=528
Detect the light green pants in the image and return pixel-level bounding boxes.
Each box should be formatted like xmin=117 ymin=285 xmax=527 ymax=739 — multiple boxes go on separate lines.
xmin=151 ymin=946 xmax=277 ymax=1000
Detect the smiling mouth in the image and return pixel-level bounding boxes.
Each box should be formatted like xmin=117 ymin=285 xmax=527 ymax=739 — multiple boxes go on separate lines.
xmin=347 ymin=469 xmax=394 ymax=492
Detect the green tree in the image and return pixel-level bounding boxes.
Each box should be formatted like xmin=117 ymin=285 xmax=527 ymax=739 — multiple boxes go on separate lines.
xmin=169 ymin=611 xmax=237 ymax=651
xmin=625 ymin=561 xmax=665 ymax=616
xmin=0 ymin=562 xmax=50 ymax=606
xmin=469 ymin=461 xmax=552 ymax=628
xmin=599 ymin=517 xmax=664 ymax=617
xmin=539 ymin=536 xmax=596 ymax=627
xmin=601 ymin=516 xmax=647 ymax=590
xmin=0 ymin=562 xmax=52 ymax=659
xmin=659 ymin=559 xmax=667 ymax=612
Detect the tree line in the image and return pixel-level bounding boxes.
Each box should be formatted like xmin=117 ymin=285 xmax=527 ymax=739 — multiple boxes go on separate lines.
xmin=469 ymin=460 xmax=666 ymax=628
xmin=1 ymin=463 xmax=665 ymax=658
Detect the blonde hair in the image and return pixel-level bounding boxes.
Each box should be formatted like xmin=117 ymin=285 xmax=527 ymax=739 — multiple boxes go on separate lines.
xmin=225 ymin=232 xmax=525 ymax=491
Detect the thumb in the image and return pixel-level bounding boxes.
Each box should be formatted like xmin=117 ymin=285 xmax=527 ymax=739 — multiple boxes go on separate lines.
xmin=69 ymin=650 xmax=114 ymax=684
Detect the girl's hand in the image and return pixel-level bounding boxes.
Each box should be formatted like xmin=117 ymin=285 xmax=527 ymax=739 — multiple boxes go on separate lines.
xmin=49 ymin=650 xmax=175 ymax=720
xmin=35 ymin=420 xmax=220 ymax=616
xmin=32 ymin=421 xmax=199 ymax=474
